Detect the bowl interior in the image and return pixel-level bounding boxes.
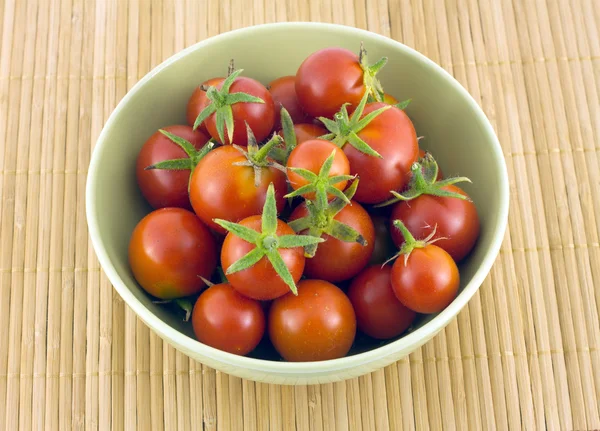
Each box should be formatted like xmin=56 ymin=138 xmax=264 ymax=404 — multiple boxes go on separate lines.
xmin=89 ymin=24 xmax=506 ymax=363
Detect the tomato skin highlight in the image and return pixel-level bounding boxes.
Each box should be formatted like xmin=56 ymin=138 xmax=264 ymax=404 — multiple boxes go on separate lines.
xmin=221 ymin=216 xmax=305 ymax=300
xmin=391 ymin=245 xmax=459 ymax=314
xmin=128 ymin=208 xmax=217 ymax=299
xmin=390 ymin=185 xmax=479 ymax=262
xmin=189 ymin=145 xmax=287 ymax=234
xmin=186 ymin=78 xmax=222 ymax=132
xmin=296 ymin=47 xmax=365 ymax=118
xmin=348 ymin=265 xmax=416 ymax=339
xmin=269 ymin=75 xmax=310 ymax=128
xmin=192 ymin=283 xmax=265 ymax=355
xmin=344 ymin=103 xmax=419 ymax=204
xmin=205 ymin=77 xmax=275 ymax=146
xmin=289 ymin=200 xmax=375 ymax=283
xmin=135 ymin=125 xmax=210 ymax=210
xmin=286 ymin=139 xmax=350 ymax=199
xmin=268 ymin=279 xmax=356 ymax=361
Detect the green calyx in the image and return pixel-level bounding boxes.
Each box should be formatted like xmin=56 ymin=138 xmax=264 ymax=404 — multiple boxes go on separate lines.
xmin=152 ymin=298 xmax=194 ymax=322
xmin=395 ymin=99 xmax=411 ymax=110
xmin=285 ymin=149 xmax=355 ymax=204
xmin=231 ymin=124 xmax=287 ymax=187
xmin=193 ymin=67 xmax=265 ymax=143
xmin=145 ymin=129 xmax=216 ymax=190
xmin=385 ymin=219 xmax=445 ymax=266
xmin=375 ymin=152 xmax=472 ymax=207
xmin=319 ymin=91 xmax=389 ymax=158
xmin=358 ymin=42 xmax=388 ymax=103
xmin=269 ymin=106 xmax=296 ymax=164
xmin=214 ymin=183 xmax=323 ymax=295
xmin=288 ymin=179 xmax=367 ymax=258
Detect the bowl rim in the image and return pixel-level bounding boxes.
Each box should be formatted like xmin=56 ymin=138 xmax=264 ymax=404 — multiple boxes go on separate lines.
xmin=86 ymin=21 xmax=509 ymax=375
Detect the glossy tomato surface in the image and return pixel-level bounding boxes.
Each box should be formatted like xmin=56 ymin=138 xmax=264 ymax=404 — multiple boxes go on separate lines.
xmin=348 ymin=265 xmax=416 ymax=339
xmin=344 ymin=103 xmax=419 ymax=204
xmin=286 ymin=139 xmax=350 ymax=199
xmin=269 ymin=279 xmax=356 ymax=361
xmin=189 ymin=145 xmax=287 ymax=234
xmin=221 ymin=216 xmax=305 ymax=300
xmin=269 ymin=75 xmax=310 ymax=128
xmin=290 ymin=200 xmax=375 ymax=283
xmin=135 ymin=125 xmax=210 ymax=210
xmin=128 ymin=208 xmax=217 ymax=299
xmin=204 ymin=77 xmax=275 ymax=146
xmin=192 ymin=283 xmax=265 ymax=355
xmin=390 ymin=185 xmax=479 ymax=262
xmin=391 ymin=245 xmax=459 ymax=314
xmin=295 ymin=47 xmax=365 ymax=118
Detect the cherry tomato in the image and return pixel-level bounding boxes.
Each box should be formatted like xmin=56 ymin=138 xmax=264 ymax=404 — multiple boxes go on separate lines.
xmin=189 ymin=145 xmax=287 ymax=234
xmin=191 ymin=283 xmax=265 ymax=355
xmin=269 ymin=75 xmax=310 ymax=128
xmin=290 ymin=200 xmax=375 ymax=282
xmin=345 ymin=103 xmax=419 ymax=204
xmin=186 ymin=78 xmax=222 ymax=132
xmin=391 ymin=244 xmax=459 ymax=314
xmin=204 ymin=77 xmax=275 ymax=146
xmin=221 ymin=216 xmax=305 ymax=300
xmin=369 ymin=215 xmax=396 ymax=264
xmin=348 ymin=265 xmax=416 ymax=339
xmin=269 ymin=279 xmax=356 ymax=361
xmin=128 ymin=208 xmax=217 ymax=299
xmin=390 ymin=185 xmax=479 ymax=262
xmin=135 ymin=125 xmax=210 ymax=210
xmin=286 ymin=139 xmax=350 ymax=199
xmin=295 ymin=47 xmax=367 ymax=118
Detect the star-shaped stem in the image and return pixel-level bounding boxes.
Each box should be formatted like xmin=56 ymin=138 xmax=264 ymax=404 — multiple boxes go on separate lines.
xmin=230 ymin=123 xmax=287 ymax=187
xmin=375 ymin=152 xmax=472 ymax=207
xmin=358 ymin=42 xmax=388 ymax=103
xmin=144 ymin=129 xmax=216 ymax=192
xmin=284 ymin=149 xmax=355 ymax=204
xmin=384 ymin=220 xmax=447 ymax=266
xmin=193 ymin=67 xmax=265 ymax=143
xmin=214 ymin=184 xmax=323 ymax=295
xmin=318 ymin=91 xmax=389 ymax=158
xmin=268 ymin=106 xmax=297 ymax=164
xmin=287 ymin=179 xmax=368 ymax=258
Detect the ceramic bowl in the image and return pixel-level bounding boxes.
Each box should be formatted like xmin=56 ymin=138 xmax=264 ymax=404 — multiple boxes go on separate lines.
xmin=86 ymin=22 xmax=509 ymax=385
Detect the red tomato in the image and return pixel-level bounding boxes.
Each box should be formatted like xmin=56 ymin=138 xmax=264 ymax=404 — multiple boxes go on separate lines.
xmin=135 ymin=125 xmax=210 ymax=210
xmin=203 ymin=77 xmax=275 ymax=146
xmin=289 ymin=200 xmax=375 ymax=282
xmin=269 ymin=75 xmax=310 ymax=128
xmin=348 ymin=265 xmax=416 ymax=339
xmin=390 ymin=185 xmax=479 ymax=262
xmin=391 ymin=244 xmax=459 ymax=314
xmin=344 ymin=103 xmax=419 ymax=204
xmin=189 ymin=145 xmax=287 ymax=234
xmin=186 ymin=77 xmax=222 ymax=132
xmin=221 ymin=216 xmax=305 ymax=300
xmin=191 ymin=283 xmax=265 ymax=355
xmin=286 ymin=139 xmax=351 ymax=200
xmin=269 ymin=279 xmax=356 ymax=361
xmin=296 ymin=47 xmax=367 ymax=118
xmin=128 ymin=208 xmax=217 ymax=299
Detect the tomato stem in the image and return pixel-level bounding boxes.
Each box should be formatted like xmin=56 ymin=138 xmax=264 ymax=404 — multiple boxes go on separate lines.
xmin=386 ymin=220 xmax=447 ymax=266
xmin=358 ymin=42 xmax=388 ymax=102
xmin=374 ymin=153 xmax=472 ymax=207
xmin=269 ymin=107 xmax=297 ymax=164
xmin=214 ymin=184 xmax=324 ymax=295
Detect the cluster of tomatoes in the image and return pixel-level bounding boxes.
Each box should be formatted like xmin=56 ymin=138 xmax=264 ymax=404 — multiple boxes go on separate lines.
xmin=128 ymin=45 xmax=480 ymax=362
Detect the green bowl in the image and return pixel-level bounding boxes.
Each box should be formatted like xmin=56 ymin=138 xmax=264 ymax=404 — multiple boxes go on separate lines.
xmin=86 ymin=22 xmax=509 ymax=385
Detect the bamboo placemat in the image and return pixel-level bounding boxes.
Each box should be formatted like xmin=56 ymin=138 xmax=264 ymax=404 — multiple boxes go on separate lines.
xmin=1 ymin=0 xmax=599 ymax=429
